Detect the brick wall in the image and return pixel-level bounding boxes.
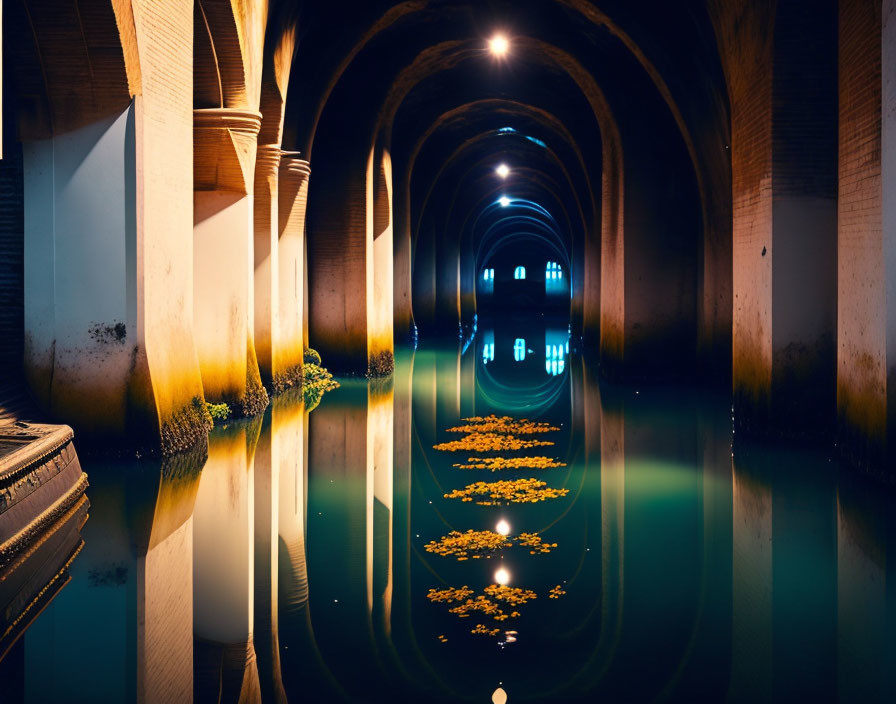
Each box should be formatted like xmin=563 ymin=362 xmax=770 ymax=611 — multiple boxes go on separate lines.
xmin=0 ymin=142 xmax=24 ymax=370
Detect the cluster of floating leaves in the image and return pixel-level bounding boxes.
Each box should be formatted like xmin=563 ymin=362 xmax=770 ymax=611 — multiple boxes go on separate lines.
xmin=471 ymin=624 xmax=502 ymax=636
xmin=424 ymin=529 xmax=557 ymax=559
xmin=426 ymin=586 xmax=474 ymax=603
xmin=426 ymin=415 xmax=569 ymax=642
xmin=446 ymin=415 xmax=560 ymax=435
xmin=427 ymin=584 xmax=539 ymax=635
xmin=423 ymin=530 xmax=512 ymax=560
xmin=549 ymin=585 xmax=567 ymax=599
xmin=518 ymin=533 xmax=559 ymax=554
xmin=452 ymin=456 xmax=567 ymax=471
xmin=484 ymin=584 xmax=538 ymax=606
xmin=434 ymin=432 xmax=553 ymax=453
xmin=448 ymin=595 xmax=520 ymax=621
xmin=444 ymin=478 xmax=570 ymax=505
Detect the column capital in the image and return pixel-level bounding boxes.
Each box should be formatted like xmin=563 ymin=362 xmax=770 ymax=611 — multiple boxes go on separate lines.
xmin=194 ymin=108 xmax=263 ymax=193
xmin=279 ymin=153 xmax=311 ymax=189
xmin=255 ymin=143 xmax=283 ymax=182
xmin=193 ymin=108 xmax=263 ymax=136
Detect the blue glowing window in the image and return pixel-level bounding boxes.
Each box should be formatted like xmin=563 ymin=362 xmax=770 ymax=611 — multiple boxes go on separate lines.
xmin=482 ymin=268 xmax=494 ymax=281
xmin=546 ymin=261 xmax=563 ymax=280
xmin=482 ymin=342 xmax=494 ymax=363
xmin=545 ymin=343 xmax=566 ymax=376
xmin=514 ymin=338 xmax=526 ymax=361
xmin=514 ymin=266 xmax=526 ymax=280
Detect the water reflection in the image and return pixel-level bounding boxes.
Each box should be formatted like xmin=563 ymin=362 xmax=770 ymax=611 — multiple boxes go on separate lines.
xmin=3 ymin=317 xmax=896 ymax=703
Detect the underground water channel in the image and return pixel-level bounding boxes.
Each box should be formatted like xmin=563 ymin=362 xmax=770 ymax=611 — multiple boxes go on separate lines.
xmin=2 ymin=308 xmax=894 ymax=703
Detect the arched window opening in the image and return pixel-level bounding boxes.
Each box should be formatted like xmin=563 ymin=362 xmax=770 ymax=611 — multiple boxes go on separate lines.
xmin=514 ymin=266 xmax=526 ymax=280
xmin=513 ymin=338 xmax=526 ymax=361
xmin=545 ymin=343 xmax=566 ymax=376
xmin=545 ymin=261 xmax=563 ymax=280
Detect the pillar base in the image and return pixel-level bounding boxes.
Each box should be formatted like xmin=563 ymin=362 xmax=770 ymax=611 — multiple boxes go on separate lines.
xmin=160 ymin=397 xmax=212 ymax=458
xmin=367 ymin=351 xmax=395 ymax=378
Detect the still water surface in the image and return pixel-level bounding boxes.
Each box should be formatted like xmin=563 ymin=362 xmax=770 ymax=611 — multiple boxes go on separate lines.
xmin=5 ymin=319 xmax=896 ymax=702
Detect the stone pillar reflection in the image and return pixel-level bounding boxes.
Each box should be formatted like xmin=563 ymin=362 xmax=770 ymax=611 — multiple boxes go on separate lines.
xmin=135 ymin=453 xmax=204 ymax=704
xmin=370 ymin=384 xmax=395 ymax=637
xmin=596 ymin=381 xmax=624 ymax=668
xmin=306 ymin=381 xmax=392 ymax=696
xmin=729 ymin=454 xmax=772 ymax=702
xmin=255 ymin=395 xmax=304 ymax=704
xmin=193 ymin=421 xmax=262 ymax=703
xmin=836 ymin=479 xmax=889 ymax=701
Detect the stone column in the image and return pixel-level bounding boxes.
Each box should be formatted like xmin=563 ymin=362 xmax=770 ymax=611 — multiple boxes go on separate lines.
xmin=837 ymin=0 xmax=888 ymax=474
xmin=392 ymin=181 xmax=414 ymax=343
xmin=193 ymin=108 xmax=268 ymax=417
xmin=882 ymin=0 xmax=896 ymax=475
xmin=277 ymin=154 xmax=311 ymax=386
xmin=368 ymin=150 xmax=395 ymax=375
xmin=253 ymin=144 xmax=282 ymax=391
xmin=722 ymin=0 xmax=837 ymax=440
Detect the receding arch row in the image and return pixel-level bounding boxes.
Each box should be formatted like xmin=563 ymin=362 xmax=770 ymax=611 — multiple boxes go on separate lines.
xmin=6 ymin=0 xmax=889 ymax=477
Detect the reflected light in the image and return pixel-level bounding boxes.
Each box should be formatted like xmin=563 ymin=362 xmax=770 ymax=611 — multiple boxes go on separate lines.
xmin=494 ymin=567 xmax=511 ymax=585
xmin=499 ymin=196 xmax=511 ymax=207
xmin=496 ymin=163 xmax=510 ymax=179
xmin=493 ymin=687 xmax=508 ymax=704
xmin=496 ymin=519 xmax=511 ymax=536
xmin=489 ymin=34 xmax=510 ymax=56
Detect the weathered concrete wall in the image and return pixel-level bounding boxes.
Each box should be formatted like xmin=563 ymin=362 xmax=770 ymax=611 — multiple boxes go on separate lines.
xmin=24 ymin=108 xmax=136 ymax=434
xmin=19 ymin=0 xmax=211 ymax=453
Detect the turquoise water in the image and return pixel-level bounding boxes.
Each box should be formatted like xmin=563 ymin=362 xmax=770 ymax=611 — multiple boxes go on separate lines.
xmin=4 ymin=320 xmax=896 ymax=703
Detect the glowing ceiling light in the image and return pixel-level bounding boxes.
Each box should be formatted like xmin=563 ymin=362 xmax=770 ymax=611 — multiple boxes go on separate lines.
xmin=488 ymin=34 xmax=510 ymax=57
xmin=496 ymin=163 xmax=510 ymax=179
xmin=494 ymin=567 xmax=511 ymax=585
xmin=496 ymin=519 xmax=511 ymax=536
xmin=498 ymin=196 xmax=511 ymax=207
